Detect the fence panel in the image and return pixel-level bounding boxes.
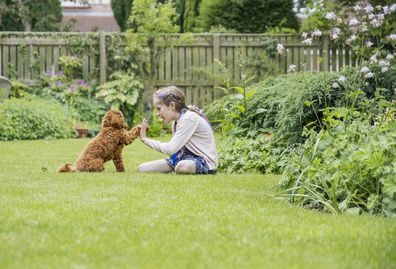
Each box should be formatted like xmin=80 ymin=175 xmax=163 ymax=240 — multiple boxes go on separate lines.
xmin=0 ymin=32 xmax=351 ymax=106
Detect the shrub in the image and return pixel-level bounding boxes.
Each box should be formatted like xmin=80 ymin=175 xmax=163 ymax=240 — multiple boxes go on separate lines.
xmin=0 ymin=97 xmax=73 ymax=141
xmin=278 ymin=103 xmax=396 ymax=216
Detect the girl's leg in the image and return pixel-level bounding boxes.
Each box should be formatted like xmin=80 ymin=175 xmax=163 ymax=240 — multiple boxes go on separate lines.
xmin=175 ymin=160 xmax=196 ymax=174
xmin=137 ymin=159 xmax=173 ymax=173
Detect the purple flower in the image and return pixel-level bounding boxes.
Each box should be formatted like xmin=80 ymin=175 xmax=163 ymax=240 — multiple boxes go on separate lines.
xmin=70 ymin=84 xmax=76 ymax=92
xmin=46 ymin=70 xmax=52 ymax=77
xmin=55 ymin=81 xmax=61 ymax=87
xmin=56 ymin=71 xmax=63 ymax=76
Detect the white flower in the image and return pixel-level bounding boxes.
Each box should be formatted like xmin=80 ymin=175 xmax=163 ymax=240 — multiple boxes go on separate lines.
xmin=387 ymin=34 xmax=396 ymax=40
xmin=325 ymin=12 xmax=337 ymax=20
xmin=332 ymin=82 xmax=339 ymax=89
xmin=313 ymin=29 xmax=322 ymax=37
xmin=349 ymin=18 xmax=359 ymax=26
xmin=371 ymin=19 xmax=381 ymax=28
xmin=366 ymin=41 xmax=374 ymax=47
xmin=350 ymin=34 xmax=357 ymax=41
xmin=277 ymin=44 xmax=285 ymax=55
xmin=287 ymin=64 xmax=296 ymax=73
xmin=383 ymin=6 xmax=389 ymax=14
xmin=302 ymin=38 xmax=313 ymax=45
xmin=378 ymin=13 xmax=385 ymax=20
xmin=364 ymin=5 xmax=374 ymax=13
xmin=379 ymin=60 xmax=389 ymax=68
xmin=365 ymin=72 xmax=375 ymax=78
xmin=390 ymin=4 xmax=396 ymax=12
xmin=370 ymin=53 xmax=379 ymax=63
xmin=381 ymin=67 xmax=389 ymax=73
xmin=301 ymin=32 xmax=308 ymax=39
xmin=361 ymin=66 xmax=370 ymax=73
xmin=386 ymin=54 xmax=394 ymax=61
xmin=354 ymin=5 xmax=361 ymax=12
xmin=338 ymin=76 xmax=346 ymax=83
xmin=330 ymin=28 xmax=341 ymax=40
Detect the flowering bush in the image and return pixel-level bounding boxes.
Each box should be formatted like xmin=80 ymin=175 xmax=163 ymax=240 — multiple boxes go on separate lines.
xmin=39 ymin=69 xmax=107 ymax=126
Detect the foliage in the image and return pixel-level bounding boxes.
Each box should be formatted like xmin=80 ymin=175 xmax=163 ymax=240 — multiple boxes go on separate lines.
xmin=198 ymin=0 xmax=299 ymax=33
xmin=9 ymin=80 xmax=33 ymax=98
xmin=176 ymin=0 xmax=202 ymax=32
xmin=0 ymin=97 xmax=73 ymax=141
xmin=278 ymin=97 xmax=396 ymax=216
xmin=96 ymin=71 xmax=144 ymax=126
xmin=218 ymin=135 xmax=297 ymax=174
xmin=111 ymin=0 xmax=134 ymax=31
xmin=59 ymin=55 xmax=83 ymax=78
xmin=38 ymin=69 xmax=106 ymax=126
xmin=0 ymin=0 xmax=62 ymax=31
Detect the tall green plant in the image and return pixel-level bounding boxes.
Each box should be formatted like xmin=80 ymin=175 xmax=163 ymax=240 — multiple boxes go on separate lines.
xmin=126 ymin=0 xmax=180 ymax=116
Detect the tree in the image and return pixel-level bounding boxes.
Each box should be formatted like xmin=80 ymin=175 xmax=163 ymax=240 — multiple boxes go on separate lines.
xmin=0 ymin=0 xmax=62 ymax=31
xmin=111 ymin=0 xmax=133 ymax=32
xmin=126 ymin=0 xmax=180 ymax=116
xmin=198 ymin=0 xmax=299 ymax=33
xmin=175 ymin=0 xmax=201 ymax=32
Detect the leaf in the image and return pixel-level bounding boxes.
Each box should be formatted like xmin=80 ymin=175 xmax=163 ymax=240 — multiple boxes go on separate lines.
xmin=236 ymin=105 xmax=245 ymax=113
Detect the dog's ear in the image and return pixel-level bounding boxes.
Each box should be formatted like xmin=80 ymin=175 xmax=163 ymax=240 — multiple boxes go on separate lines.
xmin=101 ymin=110 xmax=113 ymax=128
xmin=111 ymin=111 xmax=125 ymax=129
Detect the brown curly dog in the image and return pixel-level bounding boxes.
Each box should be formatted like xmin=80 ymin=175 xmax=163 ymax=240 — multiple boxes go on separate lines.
xmin=57 ymin=110 xmax=141 ymax=172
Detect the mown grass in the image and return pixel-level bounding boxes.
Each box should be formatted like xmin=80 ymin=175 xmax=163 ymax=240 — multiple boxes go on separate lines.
xmin=0 ymin=137 xmax=395 ymax=269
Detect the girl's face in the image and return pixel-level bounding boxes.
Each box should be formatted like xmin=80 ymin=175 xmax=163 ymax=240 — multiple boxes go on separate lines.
xmin=154 ymin=98 xmax=179 ymax=123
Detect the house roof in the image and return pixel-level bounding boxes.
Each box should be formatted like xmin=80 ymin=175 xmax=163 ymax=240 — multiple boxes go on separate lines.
xmin=62 ymin=4 xmax=120 ymax=32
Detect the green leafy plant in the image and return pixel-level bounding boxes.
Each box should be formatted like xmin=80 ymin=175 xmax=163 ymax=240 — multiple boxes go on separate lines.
xmin=0 ymin=97 xmax=73 ymax=140
xmin=95 ymin=71 xmax=143 ymax=126
xmin=278 ymin=94 xmax=396 ymax=216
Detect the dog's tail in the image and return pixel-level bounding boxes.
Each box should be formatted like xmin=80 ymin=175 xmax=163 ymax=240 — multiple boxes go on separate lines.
xmin=57 ymin=163 xmax=77 ymax=173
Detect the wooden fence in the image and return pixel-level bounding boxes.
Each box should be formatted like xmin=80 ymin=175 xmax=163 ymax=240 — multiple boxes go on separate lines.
xmin=0 ymin=32 xmax=354 ymax=106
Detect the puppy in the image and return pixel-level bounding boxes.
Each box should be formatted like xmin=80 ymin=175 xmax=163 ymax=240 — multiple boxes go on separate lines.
xmin=58 ymin=110 xmax=141 ymax=172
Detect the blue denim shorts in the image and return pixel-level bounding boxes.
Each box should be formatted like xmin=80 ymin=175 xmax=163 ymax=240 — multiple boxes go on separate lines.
xmin=166 ymin=147 xmax=216 ymax=175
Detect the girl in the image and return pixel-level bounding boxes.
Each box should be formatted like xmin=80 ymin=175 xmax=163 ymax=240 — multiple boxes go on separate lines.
xmin=138 ymin=86 xmax=218 ymax=174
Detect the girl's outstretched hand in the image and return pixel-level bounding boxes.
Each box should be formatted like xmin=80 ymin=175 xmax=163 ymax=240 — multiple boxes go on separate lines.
xmin=140 ymin=118 xmax=149 ymax=141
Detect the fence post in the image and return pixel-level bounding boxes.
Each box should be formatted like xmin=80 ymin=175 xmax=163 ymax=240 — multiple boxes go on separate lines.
xmin=213 ymin=34 xmax=220 ymax=61
xmin=99 ymin=32 xmax=107 ymax=84
xmin=321 ymin=35 xmax=330 ymax=72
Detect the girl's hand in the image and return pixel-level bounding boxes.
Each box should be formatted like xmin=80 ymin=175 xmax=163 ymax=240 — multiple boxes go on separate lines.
xmin=140 ymin=118 xmax=149 ymax=140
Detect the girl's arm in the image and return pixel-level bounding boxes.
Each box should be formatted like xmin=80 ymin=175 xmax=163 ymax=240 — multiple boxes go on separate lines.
xmin=140 ymin=118 xmax=198 ymax=155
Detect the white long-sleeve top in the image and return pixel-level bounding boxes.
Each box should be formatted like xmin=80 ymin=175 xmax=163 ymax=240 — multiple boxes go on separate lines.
xmin=142 ymin=110 xmax=218 ymax=170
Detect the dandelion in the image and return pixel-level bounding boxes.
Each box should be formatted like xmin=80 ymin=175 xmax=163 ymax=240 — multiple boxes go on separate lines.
xmin=325 ymin=12 xmax=337 ymax=20
xmin=302 ymin=38 xmax=313 ymax=45
xmin=361 ymin=66 xmax=370 ymax=73
xmin=287 ymin=64 xmax=296 ymax=73
xmin=277 ymin=44 xmax=285 ymax=55
xmin=349 ymin=18 xmax=359 ymax=26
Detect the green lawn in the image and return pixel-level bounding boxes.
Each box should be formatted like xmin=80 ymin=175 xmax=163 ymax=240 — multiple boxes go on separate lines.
xmin=0 ymin=137 xmax=395 ymax=269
